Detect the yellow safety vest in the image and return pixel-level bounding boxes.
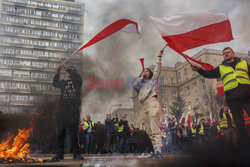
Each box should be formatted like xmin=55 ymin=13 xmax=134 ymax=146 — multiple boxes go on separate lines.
xmin=118 ymin=125 xmax=124 ymax=133
xmin=219 ymin=60 xmax=250 ymax=92
xmin=199 ymin=123 xmax=204 ymax=135
xmin=161 ymin=130 xmax=166 ymax=138
xmin=83 ymin=121 xmax=95 ymax=131
xmin=219 ymin=112 xmax=235 ymax=128
xmin=191 ymin=128 xmax=197 ymax=137
xmin=217 ymin=125 xmax=220 ymax=133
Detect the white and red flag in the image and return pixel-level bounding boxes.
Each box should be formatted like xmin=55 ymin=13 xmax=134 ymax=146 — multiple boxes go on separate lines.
xmin=150 ymin=9 xmax=234 ymax=70
xmin=178 ymin=113 xmax=186 ymax=126
xmin=77 ymin=19 xmax=140 ymax=52
xmin=207 ymin=112 xmax=213 ymax=126
xmin=216 ymin=80 xmax=224 ymax=96
xmin=64 ymin=19 xmax=140 ymax=62
xmin=186 ymin=112 xmax=192 ymax=129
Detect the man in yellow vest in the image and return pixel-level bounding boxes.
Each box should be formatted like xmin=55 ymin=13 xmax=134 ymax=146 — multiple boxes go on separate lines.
xmin=83 ymin=115 xmax=96 ymax=154
xmin=118 ymin=115 xmax=129 ymax=153
xmin=219 ymin=104 xmax=237 ymax=148
xmin=191 ymin=47 xmax=250 ymax=145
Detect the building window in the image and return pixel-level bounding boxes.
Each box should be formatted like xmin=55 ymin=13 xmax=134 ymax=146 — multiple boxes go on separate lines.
xmin=0 ymin=94 xmax=9 ymax=102
xmin=172 ymin=90 xmax=177 ymax=99
xmin=162 ymin=104 xmax=167 ymax=113
xmin=11 ymin=95 xmax=28 ymax=101
xmin=13 ymin=70 xmax=30 ymax=78
xmin=177 ymin=72 xmax=181 ymax=82
xmin=0 ymin=69 xmax=12 ymax=77
xmin=171 ymin=77 xmax=175 ymax=85
xmin=194 ymin=82 xmax=198 ymax=92
xmin=161 ymin=91 xmax=166 ymax=99
xmin=184 ymin=68 xmax=188 ymax=80
xmin=20 ymin=60 xmax=31 ymax=67
xmin=158 ymin=77 xmax=164 ymax=85
xmin=12 ymin=82 xmax=29 ymax=89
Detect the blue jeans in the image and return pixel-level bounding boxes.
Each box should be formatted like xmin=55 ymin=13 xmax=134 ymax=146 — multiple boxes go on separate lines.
xmin=85 ymin=132 xmax=94 ymax=154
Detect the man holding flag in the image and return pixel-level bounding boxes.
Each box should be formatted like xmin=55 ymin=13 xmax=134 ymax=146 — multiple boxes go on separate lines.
xmin=191 ymin=47 xmax=250 ymax=146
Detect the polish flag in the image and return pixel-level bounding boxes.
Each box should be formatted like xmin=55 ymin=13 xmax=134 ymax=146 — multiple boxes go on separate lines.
xmin=207 ymin=112 xmax=212 ymax=126
xmin=76 ymin=19 xmax=141 ymax=53
xmin=150 ymin=9 xmax=233 ymax=70
xmin=150 ymin=9 xmax=233 ymax=52
xmin=216 ymin=81 xmax=224 ymax=96
xmin=186 ymin=113 xmax=192 ymax=129
xmin=178 ymin=113 xmax=185 ymax=126
xmin=170 ymin=46 xmax=214 ymax=70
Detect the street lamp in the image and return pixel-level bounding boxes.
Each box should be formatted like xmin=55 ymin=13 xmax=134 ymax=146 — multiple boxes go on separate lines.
xmin=110 ymin=103 xmax=122 ymax=114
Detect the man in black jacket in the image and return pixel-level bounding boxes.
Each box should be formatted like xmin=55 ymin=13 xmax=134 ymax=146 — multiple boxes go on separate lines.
xmin=118 ymin=115 xmax=129 ymax=153
xmin=191 ymin=47 xmax=250 ymax=145
xmin=105 ymin=114 xmax=118 ymax=153
xmin=52 ymin=62 xmax=83 ymax=161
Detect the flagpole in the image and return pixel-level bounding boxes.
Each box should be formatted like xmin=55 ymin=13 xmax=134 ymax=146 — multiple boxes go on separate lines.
xmin=63 ymin=50 xmax=78 ymax=63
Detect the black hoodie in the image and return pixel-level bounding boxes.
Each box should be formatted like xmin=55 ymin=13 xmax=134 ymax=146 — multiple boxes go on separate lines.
xmin=198 ymin=57 xmax=250 ymax=101
xmin=53 ymin=68 xmax=82 ymax=106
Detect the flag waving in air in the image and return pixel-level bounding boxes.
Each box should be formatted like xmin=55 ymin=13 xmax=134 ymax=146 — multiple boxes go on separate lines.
xmin=77 ymin=19 xmax=140 ymax=52
xmin=150 ymin=9 xmax=234 ymax=70
xmin=65 ymin=19 xmax=141 ymax=62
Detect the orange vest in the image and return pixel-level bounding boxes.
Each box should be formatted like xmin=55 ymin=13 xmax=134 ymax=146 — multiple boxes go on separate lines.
xmin=243 ymin=109 xmax=250 ymax=125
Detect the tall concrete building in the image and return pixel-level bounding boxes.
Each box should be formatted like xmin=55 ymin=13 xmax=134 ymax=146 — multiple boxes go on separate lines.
xmin=133 ymin=48 xmax=248 ymax=129
xmin=0 ymin=0 xmax=84 ymax=113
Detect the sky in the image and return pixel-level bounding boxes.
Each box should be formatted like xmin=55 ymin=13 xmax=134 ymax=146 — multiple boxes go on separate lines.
xmin=75 ymin=0 xmax=250 ymax=121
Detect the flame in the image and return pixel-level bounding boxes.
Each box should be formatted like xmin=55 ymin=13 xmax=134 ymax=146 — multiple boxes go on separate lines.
xmin=0 ymin=113 xmax=42 ymax=162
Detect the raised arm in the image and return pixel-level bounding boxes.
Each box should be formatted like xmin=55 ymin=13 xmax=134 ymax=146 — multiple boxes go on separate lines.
xmin=152 ymin=48 xmax=164 ymax=80
xmin=53 ymin=64 xmax=65 ymax=88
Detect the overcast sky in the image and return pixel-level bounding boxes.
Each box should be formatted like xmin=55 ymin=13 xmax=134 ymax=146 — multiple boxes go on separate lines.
xmin=75 ymin=0 xmax=250 ymax=121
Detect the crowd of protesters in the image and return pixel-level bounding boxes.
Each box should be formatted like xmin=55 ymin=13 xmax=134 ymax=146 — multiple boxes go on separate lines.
xmin=78 ymin=114 xmax=138 ymax=154
xmin=76 ymin=104 xmax=250 ymax=155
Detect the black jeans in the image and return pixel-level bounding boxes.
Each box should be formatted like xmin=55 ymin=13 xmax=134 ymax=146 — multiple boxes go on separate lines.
xmin=106 ymin=132 xmax=116 ymax=153
xmin=227 ymin=97 xmax=250 ymax=145
xmin=55 ymin=105 xmax=81 ymax=156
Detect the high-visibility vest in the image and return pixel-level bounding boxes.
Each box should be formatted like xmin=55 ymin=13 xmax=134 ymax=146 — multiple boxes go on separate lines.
xmin=199 ymin=123 xmax=204 ymax=135
xmin=219 ymin=60 xmax=250 ymax=92
xmin=161 ymin=130 xmax=166 ymax=138
xmin=83 ymin=121 xmax=95 ymax=131
xmin=217 ymin=125 xmax=220 ymax=133
xmin=191 ymin=127 xmax=197 ymax=137
xmin=181 ymin=127 xmax=188 ymax=138
xmin=243 ymin=109 xmax=250 ymax=125
xmin=219 ymin=112 xmax=235 ymax=128
xmin=118 ymin=125 xmax=124 ymax=133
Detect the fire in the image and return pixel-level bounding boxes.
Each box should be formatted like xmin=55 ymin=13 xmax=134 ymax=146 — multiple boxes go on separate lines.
xmin=0 ymin=114 xmax=43 ymax=163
